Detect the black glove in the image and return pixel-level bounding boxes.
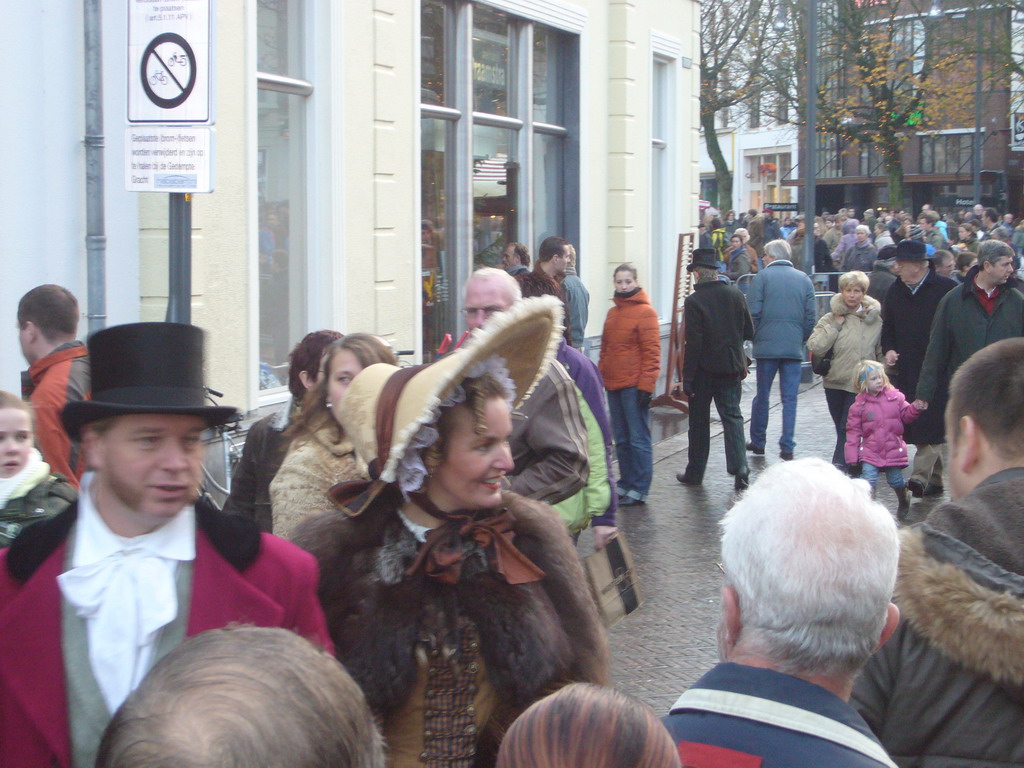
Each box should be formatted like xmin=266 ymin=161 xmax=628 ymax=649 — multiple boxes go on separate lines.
xmin=683 ymin=381 xmax=695 ymax=398
xmin=638 ymin=390 xmax=652 ymax=410
xmin=847 ymin=463 xmax=862 ymax=478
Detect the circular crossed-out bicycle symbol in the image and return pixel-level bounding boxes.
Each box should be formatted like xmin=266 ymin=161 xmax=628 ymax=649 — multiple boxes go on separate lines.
xmin=141 ymin=33 xmax=197 ymax=109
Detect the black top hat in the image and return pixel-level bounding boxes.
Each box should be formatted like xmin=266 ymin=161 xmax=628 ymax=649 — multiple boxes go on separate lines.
xmin=688 ymin=248 xmax=720 ymax=272
xmin=894 ymin=239 xmax=927 ymax=261
xmin=62 ymin=323 xmax=238 ymax=439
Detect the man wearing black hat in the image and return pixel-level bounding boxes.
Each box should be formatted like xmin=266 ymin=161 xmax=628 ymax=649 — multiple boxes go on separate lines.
xmin=0 ymin=323 xmax=332 ymax=768
xmin=881 ymin=239 xmax=957 ymax=499
xmin=677 ymin=249 xmax=754 ymax=491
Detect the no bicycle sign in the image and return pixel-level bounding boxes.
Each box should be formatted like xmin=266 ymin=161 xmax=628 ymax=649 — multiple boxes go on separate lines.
xmin=127 ymin=0 xmax=213 ymax=124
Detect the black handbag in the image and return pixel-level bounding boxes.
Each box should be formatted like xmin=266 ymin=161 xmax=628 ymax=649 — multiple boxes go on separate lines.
xmin=811 ymin=346 xmax=833 ymax=376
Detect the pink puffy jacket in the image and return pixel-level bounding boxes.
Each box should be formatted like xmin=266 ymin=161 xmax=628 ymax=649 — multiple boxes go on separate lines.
xmin=844 ymin=385 xmax=920 ymax=467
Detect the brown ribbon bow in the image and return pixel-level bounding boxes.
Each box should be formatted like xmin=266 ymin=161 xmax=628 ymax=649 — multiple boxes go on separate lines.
xmin=404 ymin=494 xmax=545 ymax=585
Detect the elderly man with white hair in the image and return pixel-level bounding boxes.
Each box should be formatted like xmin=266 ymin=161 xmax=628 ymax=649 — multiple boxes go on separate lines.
xmin=664 ymin=458 xmax=901 ymax=768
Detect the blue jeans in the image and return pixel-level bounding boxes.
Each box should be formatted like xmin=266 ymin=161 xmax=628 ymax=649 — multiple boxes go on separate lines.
xmin=862 ymin=462 xmax=907 ymax=491
xmin=749 ymin=358 xmax=801 ymax=454
xmin=607 ymin=387 xmax=653 ymax=501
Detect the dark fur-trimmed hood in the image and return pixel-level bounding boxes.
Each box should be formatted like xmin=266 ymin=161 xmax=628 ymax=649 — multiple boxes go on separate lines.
xmin=897 ymin=523 xmax=1024 ymax=695
xmin=291 ymin=491 xmax=609 ymax=718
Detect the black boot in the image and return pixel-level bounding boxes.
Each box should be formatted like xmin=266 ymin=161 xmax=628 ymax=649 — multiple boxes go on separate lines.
xmin=896 ymin=487 xmax=910 ymax=520
xmin=677 ymin=469 xmax=703 ymax=486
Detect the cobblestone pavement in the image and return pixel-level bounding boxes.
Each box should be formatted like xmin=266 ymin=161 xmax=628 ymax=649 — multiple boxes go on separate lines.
xmin=578 ymin=376 xmax=951 ymax=715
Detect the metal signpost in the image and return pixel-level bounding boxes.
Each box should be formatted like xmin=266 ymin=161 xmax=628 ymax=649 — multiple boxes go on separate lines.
xmin=126 ymin=0 xmax=215 ymax=323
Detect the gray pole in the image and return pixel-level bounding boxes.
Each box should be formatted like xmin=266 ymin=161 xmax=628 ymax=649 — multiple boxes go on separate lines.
xmin=166 ymin=193 xmax=192 ymax=323
xmin=972 ymin=12 xmax=982 ymax=206
xmin=84 ymin=0 xmax=107 ymax=334
xmin=804 ymin=0 xmax=818 ymax=276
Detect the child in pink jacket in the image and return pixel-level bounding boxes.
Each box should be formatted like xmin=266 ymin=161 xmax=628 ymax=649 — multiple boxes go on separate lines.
xmin=845 ymin=360 xmax=924 ymax=519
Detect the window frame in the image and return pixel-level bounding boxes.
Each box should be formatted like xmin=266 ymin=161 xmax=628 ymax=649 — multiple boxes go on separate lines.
xmin=418 ymin=0 xmax=580 ymax=355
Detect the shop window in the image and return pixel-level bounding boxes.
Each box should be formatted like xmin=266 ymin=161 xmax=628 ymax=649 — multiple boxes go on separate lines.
xmin=256 ymin=0 xmax=309 ymax=391
xmin=420 ymin=1 xmax=579 ymax=360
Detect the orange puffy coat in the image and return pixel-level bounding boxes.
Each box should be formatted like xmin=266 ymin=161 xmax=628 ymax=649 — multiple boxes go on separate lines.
xmin=598 ymin=289 xmax=661 ymax=393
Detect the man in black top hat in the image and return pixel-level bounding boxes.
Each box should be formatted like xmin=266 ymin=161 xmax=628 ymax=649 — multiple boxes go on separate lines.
xmin=881 ymin=239 xmax=957 ymax=499
xmin=677 ymin=249 xmax=755 ymax=491
xmin=0 ymin=322 xmax=331 ymax=768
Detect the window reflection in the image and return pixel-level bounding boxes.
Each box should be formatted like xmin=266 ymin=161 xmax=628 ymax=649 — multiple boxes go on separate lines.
xmin=422 ymin=118 xmax=452 ymax=361
xmin=473 ymin=125 xmax=515 ymax=267
xmin=256 ymin=0 xmax=300 ymax=76
xmin=421 ymin=0 xmax=446 ymax=106
xmin=534 ymin=133 xmax=564 ymax=244
xmin=257 ymin=90 xmax=306 ymax=389
xmin=534 ymin=27 xmax=566 ymax=125
xmin=472 ymin=6 xmax=509 ymax=116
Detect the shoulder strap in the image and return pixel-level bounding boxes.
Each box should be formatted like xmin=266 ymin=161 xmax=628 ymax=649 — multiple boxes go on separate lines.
xmin=672 ymin=688 xmax=897 ymax=768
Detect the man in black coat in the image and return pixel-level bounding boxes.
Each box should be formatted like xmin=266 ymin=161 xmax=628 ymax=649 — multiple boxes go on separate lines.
xmin=881 ymin=239 xmax=957 ymax=498
xmin=677 ymin=249 xmax=755 ymax=491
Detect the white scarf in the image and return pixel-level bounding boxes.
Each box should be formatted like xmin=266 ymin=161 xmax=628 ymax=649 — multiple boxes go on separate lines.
xmin=57 ymin=472 xmax=196 ymax=714
xmin=0 ymin=448 xmax=46 ymax=509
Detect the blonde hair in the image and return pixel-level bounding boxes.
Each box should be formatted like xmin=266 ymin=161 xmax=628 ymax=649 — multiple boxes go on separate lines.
xmin=855 ymin=360 xmax=889 ymax=393
xmin=838 ymin=271 xmax=869 ymax=292
xmin=0 ymin=391 xmax=33 ymax=429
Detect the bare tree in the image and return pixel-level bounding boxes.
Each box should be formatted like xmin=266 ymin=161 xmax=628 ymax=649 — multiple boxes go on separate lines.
xmin=774 ymin=0 xmax=978 ymax=210
xmin=701 ymin=0 xmax=783 ymax=210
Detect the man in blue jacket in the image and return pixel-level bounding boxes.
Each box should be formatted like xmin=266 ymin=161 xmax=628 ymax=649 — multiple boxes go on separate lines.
xmin=745 ymin=239 xmax=817 ymax=460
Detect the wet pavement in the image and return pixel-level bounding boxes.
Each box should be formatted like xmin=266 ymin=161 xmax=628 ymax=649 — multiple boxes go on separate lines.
xmin=578 ymin=376 xmax=951 ymax=715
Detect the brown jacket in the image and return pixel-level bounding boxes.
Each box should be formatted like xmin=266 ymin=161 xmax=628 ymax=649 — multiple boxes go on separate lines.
xmin=852 ymin=471 xmax=1024 ymax=766
xmin=291 ymin=491 xmax=609 ymax=767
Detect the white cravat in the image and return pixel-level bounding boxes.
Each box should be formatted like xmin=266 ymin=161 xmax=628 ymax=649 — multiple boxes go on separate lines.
xmin=57 ymin=472 xmax=196 ymax=714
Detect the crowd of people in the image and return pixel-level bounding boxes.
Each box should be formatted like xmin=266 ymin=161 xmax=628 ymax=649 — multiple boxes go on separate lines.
xmin=1 ymin=203 xmax=1023 ymax=767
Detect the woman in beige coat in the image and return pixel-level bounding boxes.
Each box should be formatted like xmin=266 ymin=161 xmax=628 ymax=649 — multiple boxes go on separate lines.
xmin=806 ymin=271 xmax=882 ymax=472
xmin=270 ymin=334 xmax=398 ymax=538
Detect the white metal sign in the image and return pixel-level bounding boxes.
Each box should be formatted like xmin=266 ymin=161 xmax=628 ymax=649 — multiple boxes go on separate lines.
xmin=1013 ymin=113 xmax=1024 ymax=152
xmin=128 ymin=0 xmax=213 ymax=124
xmin=126 ymin=127 xmax=214 ymax=193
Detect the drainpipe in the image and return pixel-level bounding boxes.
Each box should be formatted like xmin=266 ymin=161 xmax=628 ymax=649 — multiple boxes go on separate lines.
xmin=84 ymin=0 xmax=107 ymax=334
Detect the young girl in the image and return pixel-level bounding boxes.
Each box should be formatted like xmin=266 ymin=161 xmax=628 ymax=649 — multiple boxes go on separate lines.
xmin=844 ymin=361 xmax=922 ymax=519
xmin=0 ymin=391 xmax=76 ymax=547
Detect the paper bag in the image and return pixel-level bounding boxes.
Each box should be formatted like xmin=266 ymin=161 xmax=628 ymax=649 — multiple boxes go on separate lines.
xmin=584 ymin=533 xmax=643 ymax=629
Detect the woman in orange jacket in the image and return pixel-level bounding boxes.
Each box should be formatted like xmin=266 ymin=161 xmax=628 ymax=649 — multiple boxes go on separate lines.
xmin=598 ymin=264 xmax=662 ymax=506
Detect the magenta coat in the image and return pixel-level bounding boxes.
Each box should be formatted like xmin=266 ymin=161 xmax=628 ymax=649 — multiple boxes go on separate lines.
xmin=845 ymin=385 xmax=920 ymax=467
xmin=0 ymin=500 xmax=332 ymax=768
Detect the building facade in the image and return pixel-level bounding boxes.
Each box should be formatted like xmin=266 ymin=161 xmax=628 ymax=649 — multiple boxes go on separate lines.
xmin=696 ymin=102 xmax=798 ymax=217
xmin=4 ymin=0 xmax=699 ymax=419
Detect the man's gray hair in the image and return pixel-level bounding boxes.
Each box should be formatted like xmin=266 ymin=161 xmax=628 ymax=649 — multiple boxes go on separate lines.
xmin=97 ymin=627 xmax=385 ymax=768
xmin=467 ymin=267 xmax=522 ymax=302
xmin=977 ymin=238 xmax=1014 ymax=265
xmin=763 ymin=239 xmax=792 ymax=262
xmin=720 ymin=458 xmax=899 ymax=679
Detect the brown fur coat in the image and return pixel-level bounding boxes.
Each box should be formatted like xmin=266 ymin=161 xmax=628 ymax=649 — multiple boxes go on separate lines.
xmin=851 ymin=471 xmax=1024 ymax=765
xmin=291 ymin=491 xmax=609 ymax=748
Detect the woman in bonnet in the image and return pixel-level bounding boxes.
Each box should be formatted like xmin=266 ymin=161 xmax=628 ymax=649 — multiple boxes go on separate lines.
xmin=292 ymin=296 xmax=609 ymax=768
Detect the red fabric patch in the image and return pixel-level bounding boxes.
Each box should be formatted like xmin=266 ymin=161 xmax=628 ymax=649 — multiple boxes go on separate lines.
xmin=678 ymin=741 xmax=763 ymax=768
xmin=974 ymin=282 xmax=999 ymax=315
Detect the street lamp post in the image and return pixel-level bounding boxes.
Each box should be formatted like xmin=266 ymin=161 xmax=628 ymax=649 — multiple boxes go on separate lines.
xmin=973 ymin=11 xmax=982 ymax=206
xmin=804 ymin=0 xmax=818 ymax=276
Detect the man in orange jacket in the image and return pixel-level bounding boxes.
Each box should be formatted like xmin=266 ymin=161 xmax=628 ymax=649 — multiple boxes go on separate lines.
xmin=17 ymin=285 xmax=91 ymax=486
